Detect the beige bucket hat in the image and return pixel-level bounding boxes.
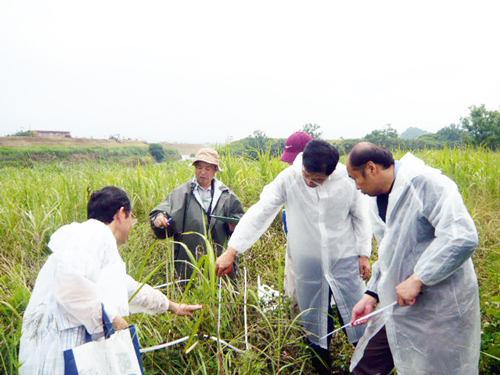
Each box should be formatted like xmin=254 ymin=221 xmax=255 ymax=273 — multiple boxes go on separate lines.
xmin=190 ymin=148 xmax=223 ymax=171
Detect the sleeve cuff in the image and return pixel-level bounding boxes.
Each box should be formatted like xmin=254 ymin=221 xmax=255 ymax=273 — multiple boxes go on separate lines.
xmin=150 ymin=212 xmax=166 ymax=227
xmin=365 ymin=290 xmax=379 ymax=302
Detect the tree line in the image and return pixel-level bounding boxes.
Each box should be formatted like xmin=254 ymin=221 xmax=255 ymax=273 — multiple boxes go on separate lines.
xmin=228 ymin=104 xmax=500 ymax=158
xmin=7 ymin=104 xmax=500 ymax=161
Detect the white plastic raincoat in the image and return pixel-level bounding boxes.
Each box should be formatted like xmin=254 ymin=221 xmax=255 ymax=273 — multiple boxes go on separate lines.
xmin=228 ymin=154 xmax=372 ymax=348
xmin=350 ymin=153 xmax=480 ymax=375
xmin=19 ymin=219 xmax=170 ymax=375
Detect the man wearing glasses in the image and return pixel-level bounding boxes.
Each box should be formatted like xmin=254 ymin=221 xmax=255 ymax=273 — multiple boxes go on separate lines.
xmin=216 ymin=139 xmax=372 ymax=374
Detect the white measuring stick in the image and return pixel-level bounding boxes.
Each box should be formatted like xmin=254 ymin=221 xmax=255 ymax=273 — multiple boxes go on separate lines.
xmin=203 ymin=335 xmax=245 ymax=353
xmin=140 ymin=335 xmax=191 ymax=353
xmin=244 ymin=267 xmax=249 ymax=350
xmin=142 ymin=273 xmax=250 ymax=355
xmin=320 ymin=301 xmax=397 ymax=340
xmin=217 ymin=276 xmax=222 ymax=345
xmin=153 ymin=279 xmax=190 ymax=289
xmin=140 ymin=333 xmax=245 ymax=354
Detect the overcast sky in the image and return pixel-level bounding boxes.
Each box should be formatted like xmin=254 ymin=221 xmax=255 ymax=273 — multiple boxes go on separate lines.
xmin=1 ymin=1 xmax=499 ymax=144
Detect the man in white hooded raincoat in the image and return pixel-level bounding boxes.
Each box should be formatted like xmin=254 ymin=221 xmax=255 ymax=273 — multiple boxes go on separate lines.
xmin=19 ymin=186 xmax=202 ymax=375
xmin=216 ymin=140 xmax=372 ymax=374
xmin=346 ymin=142 xmax=480 ymax=375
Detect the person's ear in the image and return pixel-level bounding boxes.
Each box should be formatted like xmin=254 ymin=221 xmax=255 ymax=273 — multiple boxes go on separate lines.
xmin=365 ymin=161 xmax=377 ymax=175
xmin=116 ymin=207 xmax=127 ymax=222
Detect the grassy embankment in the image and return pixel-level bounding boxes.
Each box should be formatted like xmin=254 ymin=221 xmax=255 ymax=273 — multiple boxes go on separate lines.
xmin=0 ymin=137 xmax=152 ymax=166
xmin=0 ymin=147 xmax=498 ymax=374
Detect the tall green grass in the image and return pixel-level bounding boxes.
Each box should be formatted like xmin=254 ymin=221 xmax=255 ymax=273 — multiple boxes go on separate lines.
xmin=0 ymin=147 xmax=499 ymax=374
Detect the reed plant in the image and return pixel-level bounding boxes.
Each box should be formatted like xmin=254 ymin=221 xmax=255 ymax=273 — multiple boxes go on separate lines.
xmin=0 ymin=147 xmax=499 ymax=374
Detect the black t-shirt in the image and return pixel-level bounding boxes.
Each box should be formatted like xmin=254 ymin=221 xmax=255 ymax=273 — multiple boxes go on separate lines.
xmin=377 ymin=177 xmax=396 ymax=223
xmin=377 ymin=193 xmax=389 ymax=223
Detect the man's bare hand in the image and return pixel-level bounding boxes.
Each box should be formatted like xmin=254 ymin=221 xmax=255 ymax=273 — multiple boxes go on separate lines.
xmin=216 ymin=247 xmax=238 ymax=276
xmin=112 ymin=316 xmax=129 ymax=330
xmin=396 ymin=273 xmax=423 ymax=306
xmin=351 ymin=294 xmax=378 ymax=326
xmin=359 ymin=256 xmax=371 ymax=280
xmin=168 ymin=302 xmax=203 ymax=317
xmin=154 ymin=214 xmax=171 ymax=228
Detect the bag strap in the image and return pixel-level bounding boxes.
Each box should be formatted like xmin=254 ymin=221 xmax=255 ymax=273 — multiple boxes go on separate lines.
xmin=84 ymin=329 xmax=92 ymax=343
xmin=101 ymin=303 xmax=116 ymax=339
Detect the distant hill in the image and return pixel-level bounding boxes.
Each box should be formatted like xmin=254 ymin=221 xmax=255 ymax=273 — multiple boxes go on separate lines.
xmin=159 ymin=142 xmax=213 ymax=156
xmin=400 ymin=127 xmax=429 ymax=139
xmin=0 ymin=136 xmax=147 ymax=148
xmin=0 ymin=137 xmax=213 ymax=157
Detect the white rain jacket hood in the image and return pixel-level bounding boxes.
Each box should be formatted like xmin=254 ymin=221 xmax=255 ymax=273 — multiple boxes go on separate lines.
xmin=19 ymin=219 xmax=169 ymax=375
xmin=350 ymin=153 xmax=480 ymax=375
xmin=228 ymin=154 xmax=372 ymax=348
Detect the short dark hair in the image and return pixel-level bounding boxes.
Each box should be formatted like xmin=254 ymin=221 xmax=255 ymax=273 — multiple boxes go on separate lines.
xmin=87 ymin=186 xmax=131 ymax=224
xmin=348 ymin=142 xmax=394 ymax=170
xmin=302 ymin=139 xmax=339 ymax=176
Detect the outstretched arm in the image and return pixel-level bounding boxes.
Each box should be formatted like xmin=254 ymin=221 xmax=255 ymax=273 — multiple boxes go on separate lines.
xmin=217 ymin=171 xmax=288 ymax=276
xmin=216 ymin=247 xmax=238 ymax=276
xmin=168 ymin=301 xmax=203 ymax=317
xmin=127 ymin=276 xmax=203 ymax=317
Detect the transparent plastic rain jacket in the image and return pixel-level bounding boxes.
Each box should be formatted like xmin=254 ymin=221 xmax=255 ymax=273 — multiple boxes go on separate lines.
xmin=350 ymin=153 xmax=480 ymax=375
xmin=19 ymin=219 xmax=170 ymax=375
xmin=228 ymin=154 xmax=372 ymax=348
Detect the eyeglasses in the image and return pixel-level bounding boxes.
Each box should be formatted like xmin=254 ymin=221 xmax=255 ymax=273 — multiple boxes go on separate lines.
xmin=302 ymin=176 xmax=323 ymax=186
xmin=302 ymin=167 xmax=327 ymax=186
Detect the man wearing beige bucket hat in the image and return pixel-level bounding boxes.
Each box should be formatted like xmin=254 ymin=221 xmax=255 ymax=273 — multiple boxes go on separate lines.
xmin=150 ymin=148 xmax=245 ymax=280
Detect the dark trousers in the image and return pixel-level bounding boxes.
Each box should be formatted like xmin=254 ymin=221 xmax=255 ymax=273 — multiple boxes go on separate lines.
xmin=351 ymin=326 xmax=394 ymax=375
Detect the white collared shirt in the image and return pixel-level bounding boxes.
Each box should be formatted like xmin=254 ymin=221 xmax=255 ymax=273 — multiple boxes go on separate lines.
xmin=193 ymin=178 xmax=213 ymax=212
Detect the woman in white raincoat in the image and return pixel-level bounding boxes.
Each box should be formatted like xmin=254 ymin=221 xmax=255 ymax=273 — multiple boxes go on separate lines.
xmin=347 ymin=143 xmax=480 ymax=375
xmin=19 ymin=186 xmax=202 ymax=375
xmin=216 ymin=140 xmax=372 ymax=371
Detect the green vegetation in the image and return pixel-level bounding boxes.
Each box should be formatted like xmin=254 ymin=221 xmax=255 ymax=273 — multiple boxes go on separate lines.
xmin=227 ymin=130 xmax=285 ymax=160
xmin=149 ymin=143 xmax=181 ymax=163
xmin=7 ymin=130 xmax=36 ymax=137
xmin=0 ymin=142 xmax=179 ymax=167
xmin=0 ymin=145 xmax=151 ymax=167
xmin=0 ymin=148 xmax=499 ymax=374
xmin=300 ymin=123 xmax=322 ymax=139
xmin=461 ymin=104 xmax=500 ymax=149
xmin=228 ymin=105 xmax=500 ymax=158
xmin=149 ymin=143 xmax=167 ymax=162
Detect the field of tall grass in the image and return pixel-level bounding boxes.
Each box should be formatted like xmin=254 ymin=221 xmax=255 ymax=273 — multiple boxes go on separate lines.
xmin=0 ymin=147 xmax=499 ymax=374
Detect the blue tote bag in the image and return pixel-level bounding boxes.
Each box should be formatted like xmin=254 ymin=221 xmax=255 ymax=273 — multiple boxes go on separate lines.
xmin=64 ymin=305 xmax=144 ymax=375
